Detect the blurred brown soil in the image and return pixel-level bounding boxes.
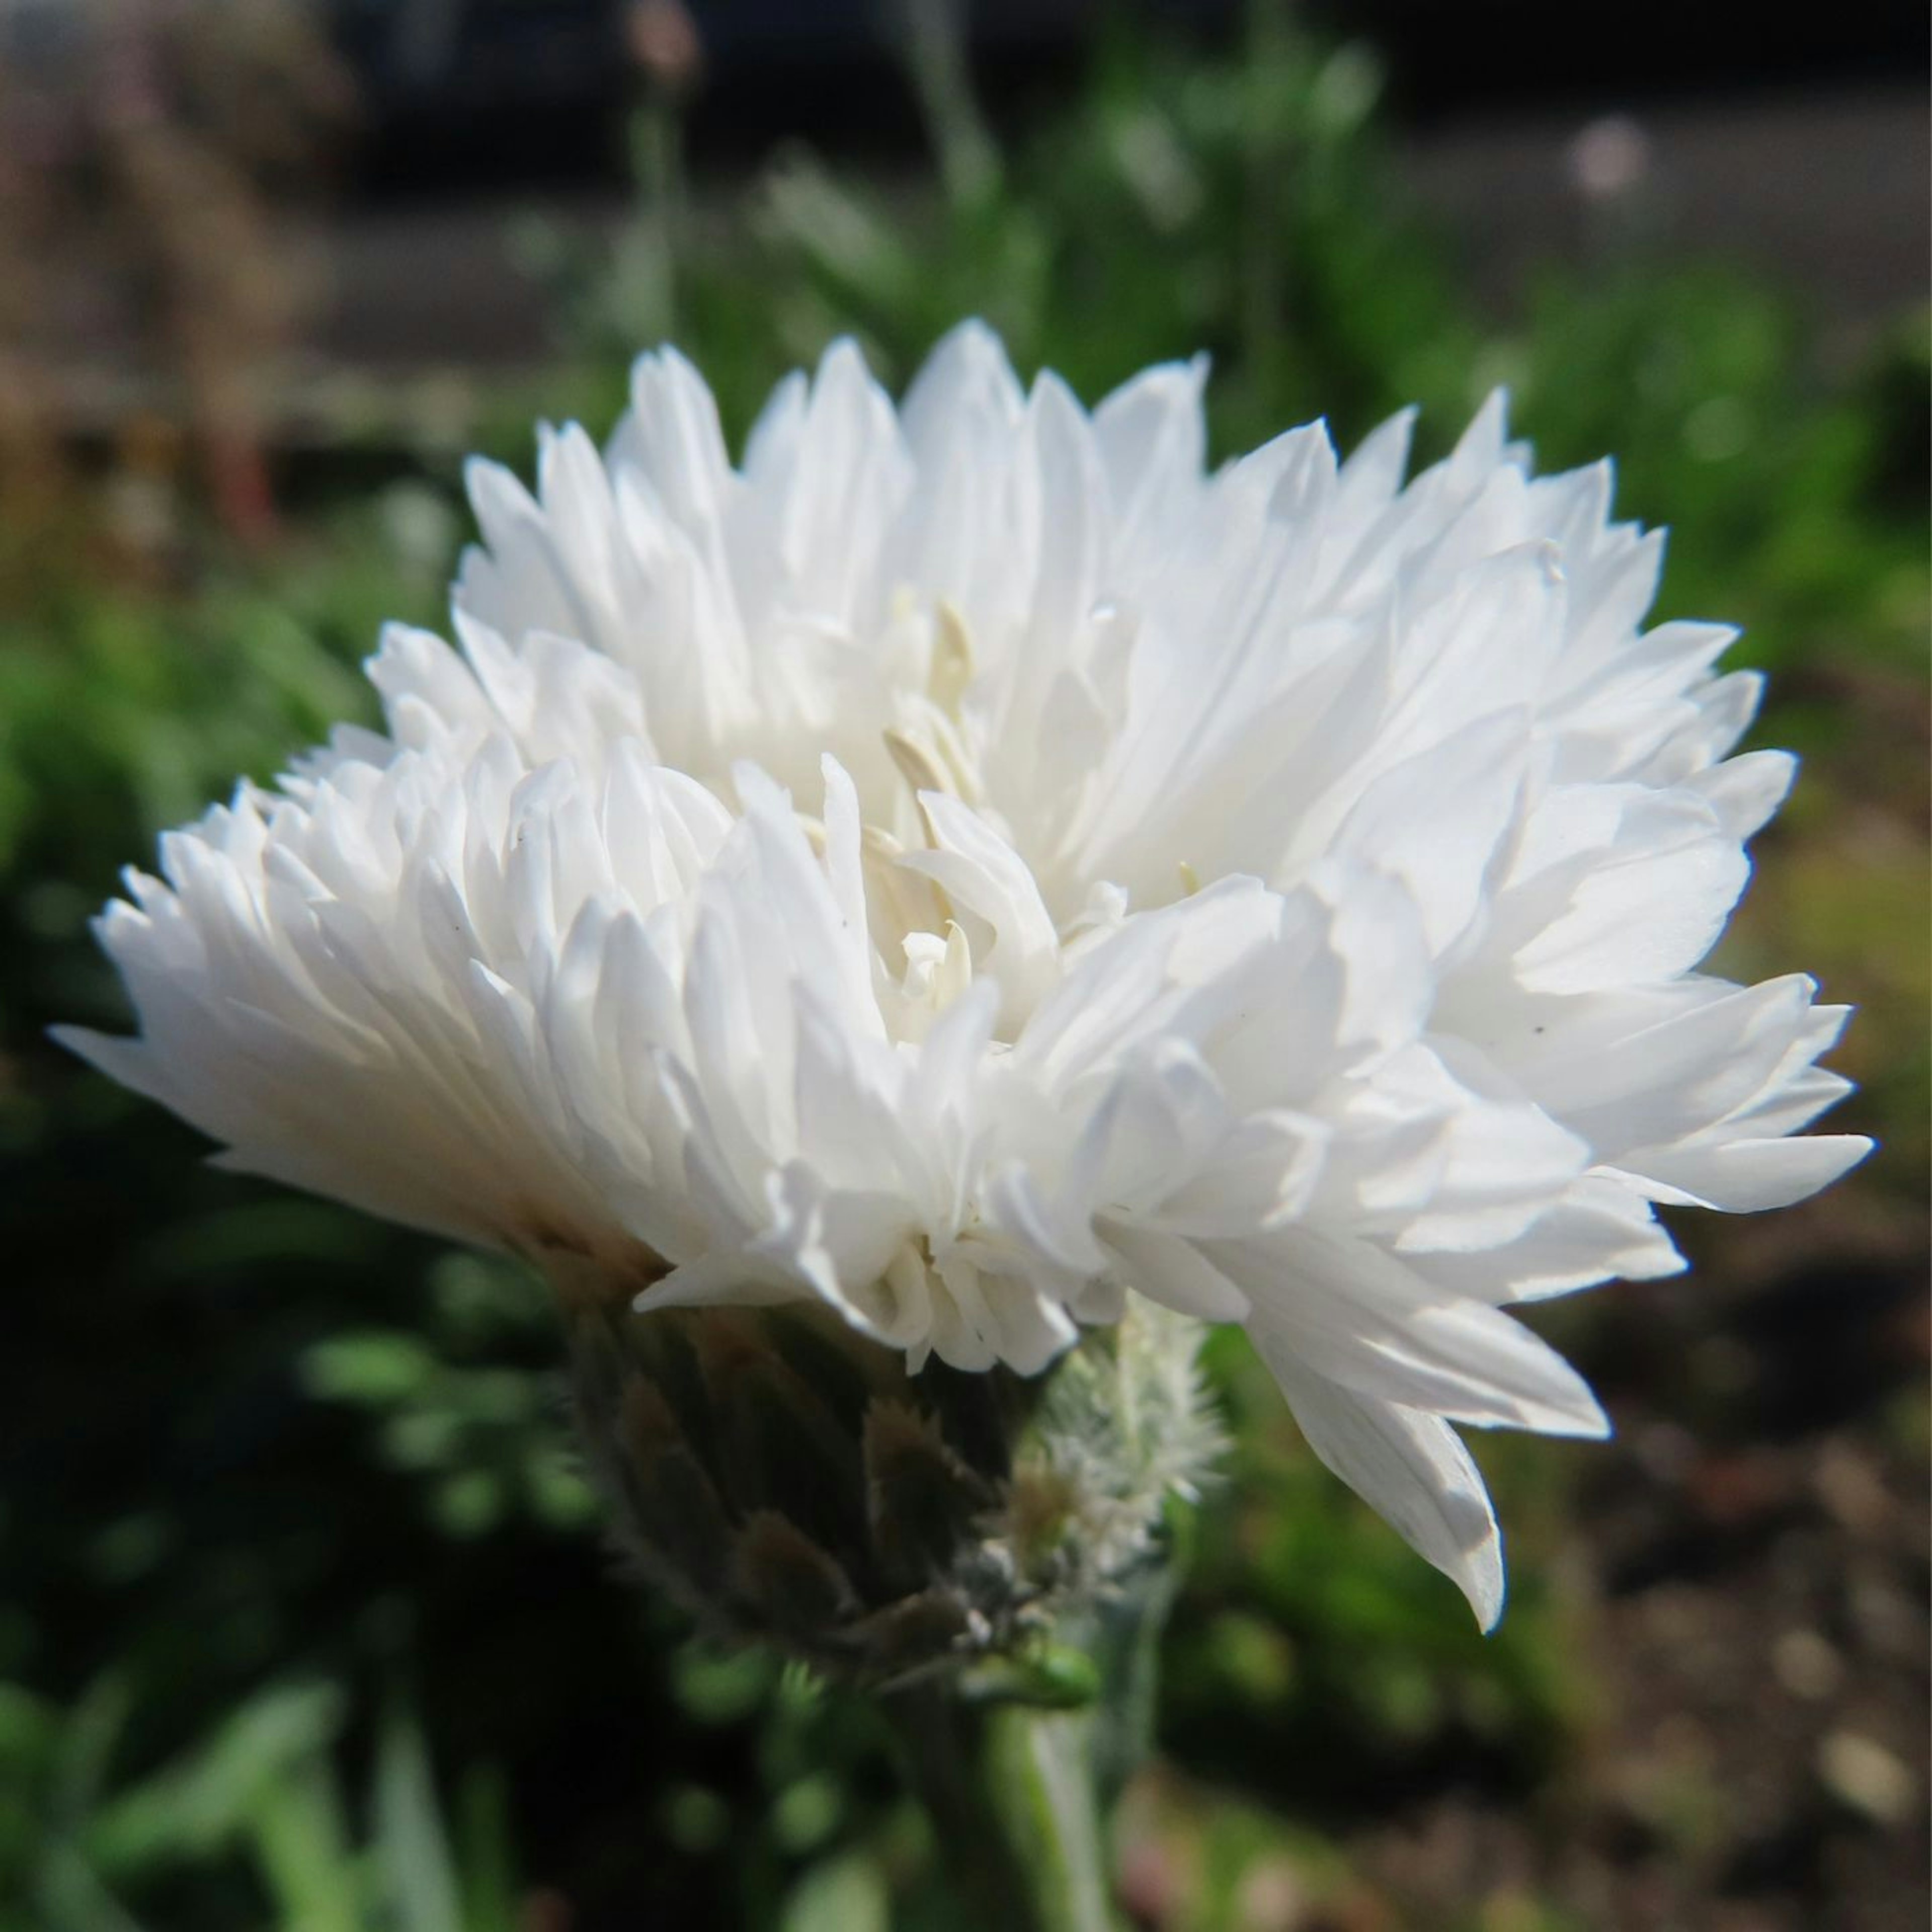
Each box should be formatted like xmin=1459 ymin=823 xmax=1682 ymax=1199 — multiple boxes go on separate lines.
xmin=1133 ymin=1183 xmax=1929 ymax=1932
xmin=1363 ymin=1204 xmax=1926 ymax=1932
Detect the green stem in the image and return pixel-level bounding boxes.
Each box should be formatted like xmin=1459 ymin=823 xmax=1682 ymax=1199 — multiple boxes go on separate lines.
xmin=979 ymin=1702 xmax=1119 ymax=1932
xmin=884 ymin=1548 xmax=1187 ymax=1931
xmin=886 ymin=1687 xmax=1121 ymax=1932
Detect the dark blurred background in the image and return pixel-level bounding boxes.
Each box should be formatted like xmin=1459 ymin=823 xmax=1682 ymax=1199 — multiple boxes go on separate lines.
xmin=1 ymin=4 xmax=1925 ymax=1928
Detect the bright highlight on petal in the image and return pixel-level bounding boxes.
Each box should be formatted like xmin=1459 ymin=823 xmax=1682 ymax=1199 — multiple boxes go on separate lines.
xmin=60 ymin=323 xmax=1870 ymax=1625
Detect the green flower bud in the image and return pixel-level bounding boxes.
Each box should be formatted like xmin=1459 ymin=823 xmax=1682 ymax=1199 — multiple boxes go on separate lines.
xmin=549 ymin=1259 xmax=1220 ymax=1686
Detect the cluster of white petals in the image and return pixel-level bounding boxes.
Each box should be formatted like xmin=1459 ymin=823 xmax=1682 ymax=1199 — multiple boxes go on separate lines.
xmin=64 ymin=325 xmax=1868 ymax=1625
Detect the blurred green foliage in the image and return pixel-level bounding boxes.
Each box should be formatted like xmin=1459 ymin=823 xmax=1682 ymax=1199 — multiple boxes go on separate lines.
xmin=0 ymin=1676 xmax=520 ymax=1932
xmin=2 ymin=13 xmax=1924 ymax=1929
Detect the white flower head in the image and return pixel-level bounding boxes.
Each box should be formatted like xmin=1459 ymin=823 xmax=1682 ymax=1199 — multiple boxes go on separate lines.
xmin=62 ymin=324 xmax=1869 ymax=1628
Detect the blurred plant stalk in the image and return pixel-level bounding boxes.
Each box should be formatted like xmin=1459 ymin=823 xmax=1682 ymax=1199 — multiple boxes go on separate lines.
xmin=617 ymin=1 xmax=704 ymax=344
xmin=548 ymin=1253 xmax=1216 ymax=1929
xmin=0 ymin=0 xmax=355 ymax=549
xmin=894 ymin=0 xmax=1002 ymax=213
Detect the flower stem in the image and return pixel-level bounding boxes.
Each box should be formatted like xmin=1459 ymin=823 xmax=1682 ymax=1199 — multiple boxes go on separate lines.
xmin=980 ymin=1701 xmax=1119 ymax=1932
xmin=884 ymin=1545 xmax=1186 ymax=1931
xmin=886 ymin=1686 xmax=1121 ymax=1932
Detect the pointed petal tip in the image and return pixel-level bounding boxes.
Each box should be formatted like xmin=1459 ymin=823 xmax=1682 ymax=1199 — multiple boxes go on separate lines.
xmin=632 ymin=339 xmax=700 ymax=380
xmin=939 ymin=315 xmax=1006 ymax=355
xmin=1472 ymin=1574 xmax=1506 ymax=1635
xmin=816 ymin=334 xmax=877 ymax=385
xmin=1534 ymin=1379 xmax=1613 ymax=1441
xmin=1837 ymin=1134 xmax=1878 ymax=1174
xmin=47 ymin=1020 xmax=115 ymax=1070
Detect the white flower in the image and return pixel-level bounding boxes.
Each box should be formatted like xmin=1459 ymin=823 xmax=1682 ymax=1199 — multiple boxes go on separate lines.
xmin=61 ymin=324 xmax=1869 ymax=1627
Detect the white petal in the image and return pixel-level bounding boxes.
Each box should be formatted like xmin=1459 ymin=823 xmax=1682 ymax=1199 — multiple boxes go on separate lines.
xmin=1617 ymin=1133 xmax=1873 ymax=1213
xmin=1269 ymin=1362 xmax=1505 ymax=1630
xmin=1234 ymin=1229 xmax=1609 ymax=1438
